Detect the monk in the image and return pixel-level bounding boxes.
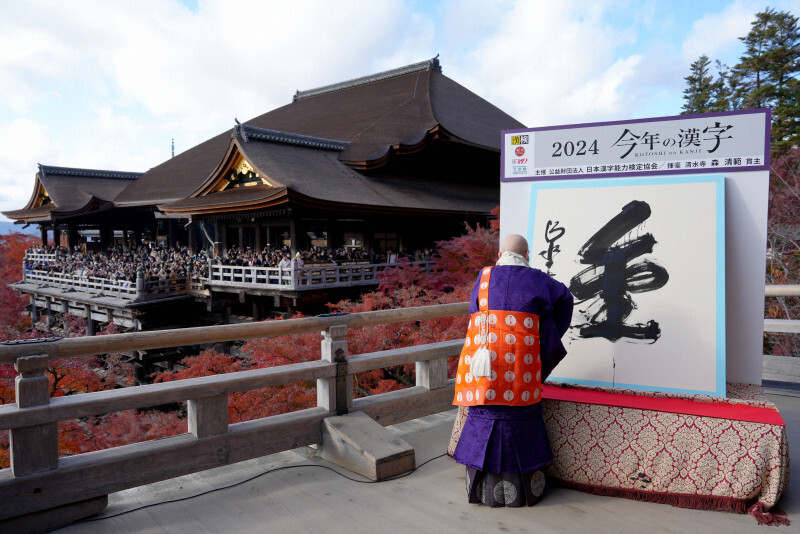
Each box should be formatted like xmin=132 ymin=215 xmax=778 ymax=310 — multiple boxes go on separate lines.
xmin=453 ymin=234 xmax=573 ymax=506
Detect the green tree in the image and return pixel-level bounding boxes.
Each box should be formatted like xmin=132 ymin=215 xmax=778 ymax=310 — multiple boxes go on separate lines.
xmin=681 ymin=56 xmax=732 ymax=114
xmin=709 ymin=60 xmax=733 ymax=112
xmin=681 ymin=55 xmax=716 ymax=114
xmin=730 ymin=8 xmax=800 ymax=153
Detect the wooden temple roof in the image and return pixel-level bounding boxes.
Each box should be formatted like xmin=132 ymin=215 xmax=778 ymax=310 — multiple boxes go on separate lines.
xmin=116 ymin=57 xmax=524 ymax=213
xmin=159 ymin=124 xmax=500 ymax=216
xmin=2 ymin=165 xmax=142 ymax=223
xmin=6 ymin=58 xmax=524 ymax=223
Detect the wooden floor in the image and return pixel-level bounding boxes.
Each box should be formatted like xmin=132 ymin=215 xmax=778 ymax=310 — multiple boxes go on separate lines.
xmin=54 ymin=394 xmax=800 ymax=534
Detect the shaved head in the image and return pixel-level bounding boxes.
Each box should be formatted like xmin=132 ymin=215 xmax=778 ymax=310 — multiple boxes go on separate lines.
xmin=499 ymin=234 xmax=529 ymax=257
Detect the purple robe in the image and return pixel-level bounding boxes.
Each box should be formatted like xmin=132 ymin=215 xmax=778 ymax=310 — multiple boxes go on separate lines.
xmin=453 ymin=265 xmax=573 ymax=474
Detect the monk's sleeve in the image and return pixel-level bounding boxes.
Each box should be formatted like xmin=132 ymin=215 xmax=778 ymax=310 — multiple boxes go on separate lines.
xmin=540 ymin=280 xmax=574 ymax=381
xmin=551 ymin=281 xmax=574 ymax=338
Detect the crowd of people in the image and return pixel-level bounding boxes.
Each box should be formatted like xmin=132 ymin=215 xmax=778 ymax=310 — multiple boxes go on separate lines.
xmin=217 ymin=245 xmax=432 ymax=268
xmin=24 ymin=244 xmax=434 ymax=284
xmin=25 ymin=245 xmax=206 ymax=284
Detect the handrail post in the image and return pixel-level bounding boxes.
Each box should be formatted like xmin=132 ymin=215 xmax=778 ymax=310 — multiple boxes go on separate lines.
xmin=10 ymin=354 xmax=58 ymax=476
xmin=188 ymin=394 xmax=229 ymax=438
xmin=416 ymin=355 xmax=449 ymax=390
xmin=135 ymin=267 xmax=144 ymax=301
xmin=318 ymin=325 xmax=350 ymax=415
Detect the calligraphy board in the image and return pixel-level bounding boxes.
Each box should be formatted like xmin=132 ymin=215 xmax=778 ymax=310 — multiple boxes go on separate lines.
xmin=528 ymin=175 xmax=724 ymax=395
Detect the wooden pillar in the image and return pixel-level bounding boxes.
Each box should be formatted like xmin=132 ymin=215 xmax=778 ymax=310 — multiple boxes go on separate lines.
xmin=67 ymin=226 xmax=80 ymax=253
xmin=133 ymin=225 xmax=141 ymax=249
xmin=101 ymin=227 xmax=112 ymax=249
xmin=10 ymin=354 xmax=58 ymax=476
xmin=220 ymin=221 xmax=227 ymax=256
xmin=44 ymin=297 xmax=54 ymax=327
xmin=40 ymin=226 xmax=47 ymax=245
xmin=85 ymin=305 xmax=95 ymax=336
xmin=317 ymin=325 xmax=350 ymax=415
xmin=168 ymin=221 xmax=176 ymax=248
xmin=289 ymin=219 xmax=297 ymax=256
xmin=328 ymin=218 xmax=339 ymax=250
xmin=29 ymin=295 xmax=39 ymax=323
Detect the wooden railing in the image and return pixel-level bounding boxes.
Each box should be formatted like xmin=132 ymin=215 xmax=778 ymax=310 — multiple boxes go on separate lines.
xmin=23 ymin=252 xmax=57 ymax=264
xmin=208 ymin=261 xmax=433 ymax=291
xmin=763 ymin=284 xmax=800 ymax=384
xmin=1 ymin=284 xmax=797 ymax=525
xmin=0 ymin=302 xmax=467 ymax=524
xmin=21 ymin=269 xmax=191 ymax=302
xmin=22 ymin=269 xmax=140 ymax=299
xmin=19 ymin=261 xmax=434 ymax=302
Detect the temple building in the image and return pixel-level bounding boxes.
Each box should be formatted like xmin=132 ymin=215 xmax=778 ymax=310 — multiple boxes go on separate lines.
xmin=4 ymin=57 xmax=526 ymax=332
xmin=5 ymin=57 xmax=524 ymax=257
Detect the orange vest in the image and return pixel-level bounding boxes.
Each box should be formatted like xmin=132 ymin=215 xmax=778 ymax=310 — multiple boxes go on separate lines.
xmin=453 ymin=267 xmax=543 ymax=407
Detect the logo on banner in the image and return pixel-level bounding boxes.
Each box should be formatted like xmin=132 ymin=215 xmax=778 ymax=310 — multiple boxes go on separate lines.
xmin=512 ymin=158 xmax=528 ymax=164
xmin=515 ymin=146 xmax=525 ymax=156
xmin=511 ymin=135 xmax=529 ymax=145
xmin=512 ymin=166 xmax=528 ymax=175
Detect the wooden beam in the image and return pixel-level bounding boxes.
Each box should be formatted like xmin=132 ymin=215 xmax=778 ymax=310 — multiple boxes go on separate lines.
xmin=349 ymin=340 xmax=462 ymax=374
xmin=763 ymin=355 xmax=800 ymax=384
xmin=353 ymin=383 xmax=456 ymax=427
xmin=0 ymin=407 xmax=328 ymax=520
xmin=764 ymin=319 xmax=800 ymax=333
xmin=0 ymin=303 xmax=469 ymax=363
xmin=0 ymin=360 xmax=335 ymax=429
xmin=765 ymin=285 xmax=800 ymax=297
xmin=0 ymin=495 xmax=107 ymax=534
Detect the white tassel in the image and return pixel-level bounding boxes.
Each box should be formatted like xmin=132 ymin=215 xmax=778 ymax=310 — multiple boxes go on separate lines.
xmin=470 ymin=346 xmax=492 ymax=378
xmin=470 ymin=312 xmax=492 ymax=378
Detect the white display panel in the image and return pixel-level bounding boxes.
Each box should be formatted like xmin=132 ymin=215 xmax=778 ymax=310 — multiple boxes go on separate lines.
xmin=527 ymin=175 xmax=724 ymax=396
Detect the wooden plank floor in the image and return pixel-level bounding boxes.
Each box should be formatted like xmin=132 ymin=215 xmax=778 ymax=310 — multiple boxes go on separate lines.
xmin=54 ymin=394 xmax=800 ymax=534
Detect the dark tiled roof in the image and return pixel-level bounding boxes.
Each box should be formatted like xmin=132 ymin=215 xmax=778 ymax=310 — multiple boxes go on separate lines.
xmin=39 ymin=165 xmax=142 ymax=181
xmin=1 ymin=204 xmax=57 ymax=221
xmin=292 ymin=57 xmax=441 ymax=101
xmin=2 ymin=165 xmax=142 ymax=222
xmin=159 ymin=132 xmax=497 ymax=215
xmin=115 ymin=57 xmax=523 ymax=210
xmin=159 ymin=184 xmax=287 ymax=212
xmin=235 ymin=124 xmax=349 ymax=151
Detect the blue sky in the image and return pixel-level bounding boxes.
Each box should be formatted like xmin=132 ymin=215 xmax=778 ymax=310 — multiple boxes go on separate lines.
xmin=1 ymin=0 xmax=798 ymax=220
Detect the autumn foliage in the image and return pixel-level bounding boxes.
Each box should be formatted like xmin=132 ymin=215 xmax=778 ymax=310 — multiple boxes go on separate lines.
xmin=0 ymin=233 xmax=39 ymax=336
xmin=765 ymin=147 xmax=800 ymax=356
